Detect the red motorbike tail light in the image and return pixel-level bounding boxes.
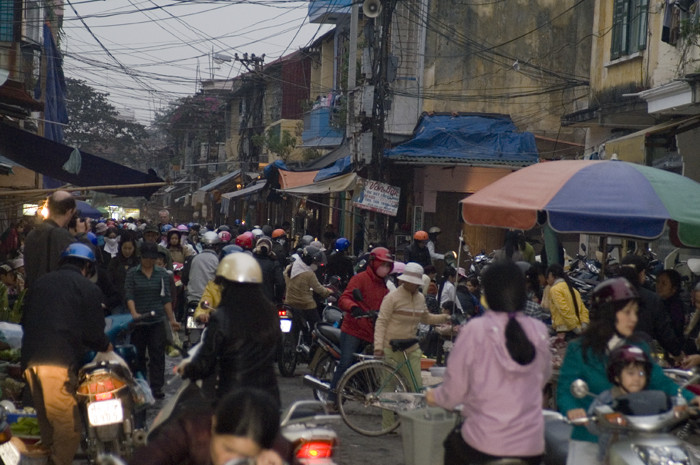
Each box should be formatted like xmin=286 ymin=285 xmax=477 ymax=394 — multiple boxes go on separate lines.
xmin=77 ymin=373 xmax=126 ymax=396
xmin=296 ymin=440 xmax=335 ymax=459
xmin=0 ymin=425 xmax=12 ymax=443
xmin=279 ymin=309 xmax=289 ymax=318
xmin=95 ymin=392 xmax=114 ymax=401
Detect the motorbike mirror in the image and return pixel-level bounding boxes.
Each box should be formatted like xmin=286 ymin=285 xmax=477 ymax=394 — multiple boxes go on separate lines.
xmin=580 ymin=244 xmax=587 ymax=253
xmin=444 ymin=250 xmax=457 ymax=266
xmin=201 ymin=301 xmax=210 ymax=310
xmin=352 ymin=288 xmax=364 ymax=302
xmin=570 ymin=379 xmax=591 ymax=399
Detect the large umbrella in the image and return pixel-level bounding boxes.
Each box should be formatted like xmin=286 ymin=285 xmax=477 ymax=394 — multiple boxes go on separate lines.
xmin=460 ymin=159 xmax=700 ymax=248
xmin=76 ymin=200 xmax=103 ymax=220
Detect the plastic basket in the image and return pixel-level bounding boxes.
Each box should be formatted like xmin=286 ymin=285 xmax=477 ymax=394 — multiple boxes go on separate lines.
xmin=398 ymin=407 xmax=459 ymax=465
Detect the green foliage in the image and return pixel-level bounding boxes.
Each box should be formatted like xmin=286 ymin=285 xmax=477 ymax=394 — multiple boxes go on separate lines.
xmin=302 ymin=148 xmax=321 ymax=161
xmin=253 ymin=128 xmax=297 ymax=162
xmin=63 ymin=78 xmax=149 ymax=168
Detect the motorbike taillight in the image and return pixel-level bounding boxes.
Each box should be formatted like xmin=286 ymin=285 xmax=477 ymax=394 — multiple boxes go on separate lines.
xmin=0 ymin=425 xmax=11 ymax=443
xmin=279 ymin=309 xmax=289 ymax=318
xmin=295 ymin=440 xmax=335 ymax=459
xmin=77 ymin=373 xmax=126 ymax=396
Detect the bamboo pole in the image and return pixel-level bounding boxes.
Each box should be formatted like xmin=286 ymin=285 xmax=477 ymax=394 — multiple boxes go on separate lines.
xmin=0 ymin=182 xmax=167 ymax=196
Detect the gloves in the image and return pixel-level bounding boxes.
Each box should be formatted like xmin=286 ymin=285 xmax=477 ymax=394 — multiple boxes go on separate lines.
xmin=351 ymin=306 xmax=364 ymax=318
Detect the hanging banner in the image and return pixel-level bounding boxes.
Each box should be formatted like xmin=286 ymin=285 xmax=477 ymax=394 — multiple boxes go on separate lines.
xmin=353 ymin=178 xmax=401 ymax=216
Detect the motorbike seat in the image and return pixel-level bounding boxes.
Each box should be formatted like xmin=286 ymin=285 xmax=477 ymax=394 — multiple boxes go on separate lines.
xmin=389 ymin=338 xmax=420 ymax=352
xmin=317 ymin=323 xmax=341 ymax=344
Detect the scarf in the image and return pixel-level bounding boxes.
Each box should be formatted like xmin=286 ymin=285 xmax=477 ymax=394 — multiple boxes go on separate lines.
xmin=290 ymin=254 xmax=314 ymax=279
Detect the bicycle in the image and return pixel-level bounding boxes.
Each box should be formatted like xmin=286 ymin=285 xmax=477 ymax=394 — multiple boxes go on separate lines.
xmin=335 ymin=336 xmax=434 ymax=436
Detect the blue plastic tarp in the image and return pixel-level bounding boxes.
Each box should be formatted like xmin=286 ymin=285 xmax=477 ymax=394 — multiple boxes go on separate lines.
xmin=384 ymin=114 xmax=538 ymax=166
xmin=314 ymin=155 xmax=352 ymax=182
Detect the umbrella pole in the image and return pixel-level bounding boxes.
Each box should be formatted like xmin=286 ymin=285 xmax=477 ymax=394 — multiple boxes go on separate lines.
xmin=453 ymin=230 xmax=464 ymax=318
xmin=601 ymin=236 xmax=608 ymax=280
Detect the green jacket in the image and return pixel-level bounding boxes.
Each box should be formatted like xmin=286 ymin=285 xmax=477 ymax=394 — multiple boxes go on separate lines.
xmin=557 ymin=338 xmax=695 ymax=442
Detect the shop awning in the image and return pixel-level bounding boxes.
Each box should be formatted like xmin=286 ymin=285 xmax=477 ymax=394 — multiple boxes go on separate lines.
xmin=280 ymin=172 xmax=358 ymax=195
xmin=384 ymin=113 xmax=539 ymax=167
xmin=605 ymin=116 xmax=700 ymax=164
xmin=192 ymin=170 xmax=242 ymax=205
xmin=221 ymin=180 xmax=267 ymax=213
xmin=0 ymin=123 xmax=164 ymax=198
xmin=279 ymin=170 xmax=319 ymax=190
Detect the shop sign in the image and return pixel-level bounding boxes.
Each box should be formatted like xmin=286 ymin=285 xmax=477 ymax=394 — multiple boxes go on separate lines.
xmin=353 ymin=179 xmax=400 ymax=216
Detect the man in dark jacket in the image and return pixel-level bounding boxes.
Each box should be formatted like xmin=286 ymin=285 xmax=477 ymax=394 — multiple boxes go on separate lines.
xmin=24 ymin=190 xmax=77 ymax=288
xmin=21 ymin=243 xmax=112 ymax=465
xmin=253 ymin=237 xmax=285 ymax=304
xmin=620 ymin=255 xmax=682 ymax=359
xmin=404 ymin=230 xmax=431 ymax=267
xmin=327 ymin=247 xmax=393 ymax=407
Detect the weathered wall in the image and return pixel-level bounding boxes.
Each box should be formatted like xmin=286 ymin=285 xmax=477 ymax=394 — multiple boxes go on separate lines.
xmin=421 ymin=0 xmax=593 ymax=150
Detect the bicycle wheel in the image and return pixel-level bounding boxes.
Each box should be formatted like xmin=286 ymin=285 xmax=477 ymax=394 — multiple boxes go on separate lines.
xmin=336 ymin=360 xmax=408 ymax=436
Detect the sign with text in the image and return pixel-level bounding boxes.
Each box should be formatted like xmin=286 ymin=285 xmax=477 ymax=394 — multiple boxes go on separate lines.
xmin=353 ymin=179 xmax=401 ymax=216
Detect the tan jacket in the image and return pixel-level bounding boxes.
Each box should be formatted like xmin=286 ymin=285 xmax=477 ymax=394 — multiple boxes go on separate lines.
xmin=283 ymin=268 xmax=330 ymax=310
xmin=375 ymin=285 xmax=449 ymax=352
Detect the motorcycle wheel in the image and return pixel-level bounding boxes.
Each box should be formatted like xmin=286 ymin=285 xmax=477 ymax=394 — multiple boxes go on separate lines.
xmin=312 ymin=352 xmax=337 ymax=403
xmin=336 ymin=360 xmax=407 ymax=436
xmin=278 ymin=331 xmax=298 ymax=377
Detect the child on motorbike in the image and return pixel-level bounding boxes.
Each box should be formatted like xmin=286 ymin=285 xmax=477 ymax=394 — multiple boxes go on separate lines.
xmin=587 ymin=345 xmax=652 ymax=462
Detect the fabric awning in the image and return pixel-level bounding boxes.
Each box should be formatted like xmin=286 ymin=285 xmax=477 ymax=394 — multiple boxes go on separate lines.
xmin=384 ymin=113 xmax=539 ymax=167
xmin=280 ymin=172 xmax=358 ymax=195
xmin=0 ymin=123 xmax=164 ymax=198
xmin=279 ymin=170 xmax=319 ymax=190
xmin=605 ymin=116 xmax=700 ymax=164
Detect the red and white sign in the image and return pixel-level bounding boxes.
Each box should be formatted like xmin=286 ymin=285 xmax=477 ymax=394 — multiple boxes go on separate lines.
xmin=353 ymin=179 xmax=401 ymax=216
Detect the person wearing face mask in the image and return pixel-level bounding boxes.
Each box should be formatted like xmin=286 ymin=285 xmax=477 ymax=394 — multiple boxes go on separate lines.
xmin=100 ymin=227 xmax=121 ymax=265
xmin=326 ymin=247 xmax=394 ymax=409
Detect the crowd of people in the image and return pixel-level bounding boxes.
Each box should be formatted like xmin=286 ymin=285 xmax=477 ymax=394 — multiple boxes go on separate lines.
xmin=8 ymin=191 xmax=700 ymax=464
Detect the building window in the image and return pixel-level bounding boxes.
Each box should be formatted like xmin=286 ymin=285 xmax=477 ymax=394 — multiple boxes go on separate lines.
xmin=0 ymin=0 xmax=14 ymax=42
xmin=611 ymin=0 xmax=649 ymax=60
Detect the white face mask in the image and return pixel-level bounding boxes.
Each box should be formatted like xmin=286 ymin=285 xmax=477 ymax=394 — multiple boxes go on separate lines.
xmin=375 ymin=264 xmax=390 ymax=278
xmin=105 ymin=237 xmax=119 ymax=247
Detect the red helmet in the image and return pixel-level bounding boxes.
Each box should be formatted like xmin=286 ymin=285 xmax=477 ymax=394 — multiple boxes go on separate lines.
xmin=606 ymin=345 xmax=651 ymax=388
xmin=272 ymin=228 xmax=286 ymax=239
xmin=235 ymin=231 xmax=254 ymax=250
xmin=413 ymin=230 xmax=429 ymax=241
xmin=592 ymin=277 xmax=639 ymax=308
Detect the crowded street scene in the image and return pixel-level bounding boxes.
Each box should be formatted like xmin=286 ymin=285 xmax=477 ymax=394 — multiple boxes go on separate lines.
xmin=6 ymin=0 xmax=700 ymax=465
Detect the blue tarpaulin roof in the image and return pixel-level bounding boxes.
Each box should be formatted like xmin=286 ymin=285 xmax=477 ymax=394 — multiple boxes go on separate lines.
xmin=384 ymin=113 xmax=539 ymax=167
xmin=315 ymin=155 xmax=352 ymax=181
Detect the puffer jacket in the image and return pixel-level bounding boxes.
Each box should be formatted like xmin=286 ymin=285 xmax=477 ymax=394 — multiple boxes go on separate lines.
xmin=182 ymin=306 xmax=280 ymax=405
xmin=339 ymin=266 xmax=389 ymax=343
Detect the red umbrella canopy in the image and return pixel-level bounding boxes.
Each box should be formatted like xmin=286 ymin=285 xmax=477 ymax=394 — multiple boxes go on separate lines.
xmin=460 ymin=159 xmax=700 ymax=247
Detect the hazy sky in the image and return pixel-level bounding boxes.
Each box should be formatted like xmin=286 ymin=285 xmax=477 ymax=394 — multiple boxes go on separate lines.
xmin=61 ymin=0 xmax=331 ymax=125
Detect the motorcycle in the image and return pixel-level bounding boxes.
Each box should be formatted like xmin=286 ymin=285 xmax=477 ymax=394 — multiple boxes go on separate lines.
xmin=150 ymin=343 xmax=341 ymax=465
xmin=543 ymin=375 xmax=700 ymax=465
xmin=306 ymin=305 xmax=344 ymax=402
xmin=182 ymin=300 xmax=206 ymax=351
xmin=76 ymin=313 xmax=153 ymax=462
xmin=0 ymin=406 xmax=23 ymax=465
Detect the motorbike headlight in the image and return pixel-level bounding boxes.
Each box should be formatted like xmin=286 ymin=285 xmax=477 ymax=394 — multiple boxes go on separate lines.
xmin=633 ymin=444 xmax=691 ymax=465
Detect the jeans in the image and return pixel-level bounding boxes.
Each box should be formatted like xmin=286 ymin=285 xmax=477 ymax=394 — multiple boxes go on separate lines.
xmin=131 ymin=320 xmax=167 ymax=393
xmin=328 ymin=331 xmax=369 ymax=403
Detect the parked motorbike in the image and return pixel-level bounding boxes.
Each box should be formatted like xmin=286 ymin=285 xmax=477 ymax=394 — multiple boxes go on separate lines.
xmin=543 ymin=375 xmax=700 ymax=465
xmin=0 ymin=406 xmax=22 ymax=465
xmin=76 ymin=313 xmax=153 ymax=462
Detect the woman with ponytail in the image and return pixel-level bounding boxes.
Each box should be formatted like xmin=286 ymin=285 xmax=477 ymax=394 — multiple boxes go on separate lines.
xmin=546 ymin=263 xmax=589 ymax=340
xmin=426 ymin=261 xmax=551 ymax=465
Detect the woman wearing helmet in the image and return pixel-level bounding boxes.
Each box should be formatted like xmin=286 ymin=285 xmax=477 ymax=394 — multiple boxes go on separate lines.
xmin=404 ymin=231 xmax=431 ymax=267
xmin=556 ymin=277 xmax=697 ymax=465
xmin=325 ymin=237 xmax=354 ymax=284
xmin=180 ymin=253 xmax=281 ymax=405
xmin=283 ymin=246 xmax=332 ymax=332
xmin=327 ymin=247 xmax=394 ymax=408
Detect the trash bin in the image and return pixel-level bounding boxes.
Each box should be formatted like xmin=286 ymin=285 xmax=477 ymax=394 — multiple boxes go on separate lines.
xmin=398 ymin=407 xmax=459 ymax=465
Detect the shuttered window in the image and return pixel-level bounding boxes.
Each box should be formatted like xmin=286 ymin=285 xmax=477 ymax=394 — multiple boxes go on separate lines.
xmin=611 ymin=0 xmax=648 ymax=60
xmin=0 ymin=0 xmax=14 ymax=42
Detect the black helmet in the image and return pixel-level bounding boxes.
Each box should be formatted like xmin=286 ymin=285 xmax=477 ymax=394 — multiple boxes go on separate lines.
xmin=606 ymin=345 xmax=651 ymax=389
xmin=301 ymin=246 xmax=323 ymax=266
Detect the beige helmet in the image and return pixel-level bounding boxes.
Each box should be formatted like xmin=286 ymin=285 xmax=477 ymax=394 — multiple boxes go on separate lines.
xmin=216 ymin=252 xmax=263 ymax=284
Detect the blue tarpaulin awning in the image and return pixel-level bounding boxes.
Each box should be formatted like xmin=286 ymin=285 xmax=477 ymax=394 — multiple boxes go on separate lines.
xmin=384 ymin=113 xmax=539 ymax=167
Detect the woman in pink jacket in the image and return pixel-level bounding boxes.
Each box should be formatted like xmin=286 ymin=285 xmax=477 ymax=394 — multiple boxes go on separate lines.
xmin=427 ymin=261 xmax=552 ymax=464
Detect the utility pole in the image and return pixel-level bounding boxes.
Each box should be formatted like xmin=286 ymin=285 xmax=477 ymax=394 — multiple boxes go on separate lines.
xmin=234 ymin=53 xmax=265 ymax=176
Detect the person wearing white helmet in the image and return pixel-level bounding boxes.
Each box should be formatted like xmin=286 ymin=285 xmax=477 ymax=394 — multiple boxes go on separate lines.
xmin=185 ymin=231 xmax=221 ymax=320
xmin=427 ymin=226 xmax=445 ymax=264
